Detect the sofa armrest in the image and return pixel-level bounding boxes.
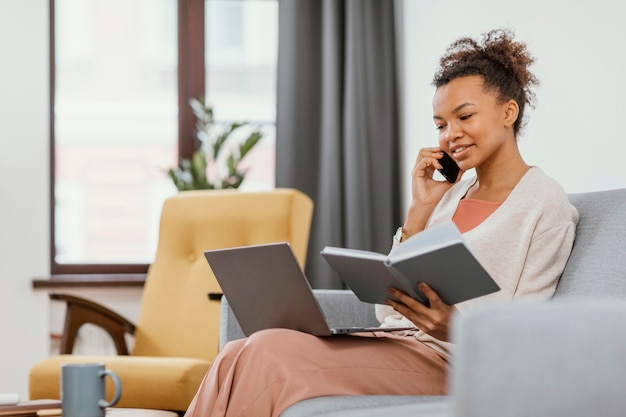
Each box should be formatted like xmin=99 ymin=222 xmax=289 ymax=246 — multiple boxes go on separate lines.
xmin=50 ymin=293 xmax=136 ymax=355
xmin=219 ymin=296 xmax=245 ymax=348
xmin=219 ymin=289 xmax=378 ymax=350
xmin=451 ymin=301 xmax=626 ymax=416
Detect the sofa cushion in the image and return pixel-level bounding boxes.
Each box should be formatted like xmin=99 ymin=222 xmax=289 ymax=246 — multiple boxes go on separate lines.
xmin=29 ymin=355 xmax=209 ymax=412
xmin=555 ymin=188 xmax=626 ymax=300
xmin=280 ymin=395 xmax=447 ymax=417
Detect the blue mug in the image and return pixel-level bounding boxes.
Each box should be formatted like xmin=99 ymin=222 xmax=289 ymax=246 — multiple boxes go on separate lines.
xmin=61 ymin=363 xmax=122 ymax=417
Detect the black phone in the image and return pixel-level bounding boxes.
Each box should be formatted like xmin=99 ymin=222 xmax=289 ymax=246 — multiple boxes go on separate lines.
xmin=437 ymin=151 xmax=460 ymax=183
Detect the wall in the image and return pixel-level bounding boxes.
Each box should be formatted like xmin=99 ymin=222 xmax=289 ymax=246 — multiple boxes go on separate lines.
xmin=399 ymin=0 xmax=626 ymax=209
xmin=0 ymin=0 xmax=51 ymax=398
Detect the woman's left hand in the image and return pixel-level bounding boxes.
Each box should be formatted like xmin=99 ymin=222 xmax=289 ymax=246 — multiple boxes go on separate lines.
xmin=386 ymin=283 xmax=458 ymax=342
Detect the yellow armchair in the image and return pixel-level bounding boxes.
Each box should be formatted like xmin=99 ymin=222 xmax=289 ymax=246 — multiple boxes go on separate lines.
xmin=29 ymin=188 xmax=313 ymax=412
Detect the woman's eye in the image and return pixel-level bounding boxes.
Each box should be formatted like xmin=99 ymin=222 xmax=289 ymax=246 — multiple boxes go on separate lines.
xmin=460 ymin=114 xmax=473 ymax=121
xmin=435 ymin=125 xmax=445 ymax=131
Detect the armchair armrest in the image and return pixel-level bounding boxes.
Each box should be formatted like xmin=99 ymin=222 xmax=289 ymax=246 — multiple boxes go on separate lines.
xmin=50 ymin=293 xmax=136 ymax=355
xmin=219 ymin=289 xmax=378 ymax=350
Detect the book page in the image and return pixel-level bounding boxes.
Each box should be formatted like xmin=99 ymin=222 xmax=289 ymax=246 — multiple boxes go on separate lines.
xmin=319 ymin=246 xmax=388 ymax=262
xmin=389 ymin=221 xmax=464 ymax=263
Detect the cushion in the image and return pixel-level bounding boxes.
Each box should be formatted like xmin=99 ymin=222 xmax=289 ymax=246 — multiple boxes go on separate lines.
xmin=280 ymin=395 xmax=447 ymax=417
xmin=555 ymin=189 xmax=626 ymax=300
xmin=29 ymin=355 xmax=209 ymax=412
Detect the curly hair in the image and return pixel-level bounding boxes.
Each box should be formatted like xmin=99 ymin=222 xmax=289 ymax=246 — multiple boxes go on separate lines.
xmin=432 ymin=28 xmax=539 ymax=136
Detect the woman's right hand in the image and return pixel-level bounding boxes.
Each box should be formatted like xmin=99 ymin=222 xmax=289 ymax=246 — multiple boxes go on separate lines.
xmin=402 ymin=147 xmax=462 ymax=236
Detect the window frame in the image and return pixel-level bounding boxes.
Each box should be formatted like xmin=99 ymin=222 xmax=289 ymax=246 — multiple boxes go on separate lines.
xmin=49 ymin=0 xmax=205 ymax=275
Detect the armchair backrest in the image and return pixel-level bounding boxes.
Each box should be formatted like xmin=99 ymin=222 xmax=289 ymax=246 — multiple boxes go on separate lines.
xmin=132 ymin=188 xmax=313 ymax=361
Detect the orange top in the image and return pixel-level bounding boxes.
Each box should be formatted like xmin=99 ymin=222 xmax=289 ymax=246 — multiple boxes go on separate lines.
xmin=452 ymin=198 xmax=502 ymax=233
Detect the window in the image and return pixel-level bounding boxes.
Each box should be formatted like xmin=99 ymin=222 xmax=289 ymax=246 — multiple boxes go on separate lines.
xmin=51 ymin=0 xmax=277 ymax=274
xmin=205 ymin=0 xmax=278 ymax=190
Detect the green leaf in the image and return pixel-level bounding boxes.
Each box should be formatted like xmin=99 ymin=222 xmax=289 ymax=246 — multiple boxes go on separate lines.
xmin=212 ymin=131 xmax=229 ymax=159
xmin=190 ymin=151 xmax=209 ymax=188
xmin=239 ymin=131 xmax=263 ymax=160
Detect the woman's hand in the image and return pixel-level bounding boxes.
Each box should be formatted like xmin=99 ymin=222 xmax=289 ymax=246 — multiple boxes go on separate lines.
xmin=386 ymin=283 xmax=458 ymax=342
xmin=402 ymin=148 xmax=463 ymax=236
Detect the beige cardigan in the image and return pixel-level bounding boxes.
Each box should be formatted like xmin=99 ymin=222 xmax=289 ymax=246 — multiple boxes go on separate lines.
xmin=376 ymin=167 xmax=579 ymax=356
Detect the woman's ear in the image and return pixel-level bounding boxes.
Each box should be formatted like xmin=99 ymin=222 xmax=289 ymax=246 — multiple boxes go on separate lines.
xmin=503 ymin=99 xmax=519 ymax=127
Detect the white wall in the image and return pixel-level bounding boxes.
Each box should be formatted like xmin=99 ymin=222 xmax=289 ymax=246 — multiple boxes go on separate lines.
xmin=0 ymin=0 xmax=51 ymax=398
xmin=399 ymin=0 xmax=626 ymax=209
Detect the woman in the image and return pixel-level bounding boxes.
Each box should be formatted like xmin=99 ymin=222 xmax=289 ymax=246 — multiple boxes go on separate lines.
xmin=184 ymin=28 xmax=578 ymax=417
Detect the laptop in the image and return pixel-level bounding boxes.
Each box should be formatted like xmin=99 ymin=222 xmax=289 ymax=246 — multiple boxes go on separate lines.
xmin=203 ymin=242 xmax=414 ymax=337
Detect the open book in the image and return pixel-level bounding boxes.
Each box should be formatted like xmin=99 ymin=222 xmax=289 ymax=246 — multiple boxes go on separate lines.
xmin=320 ymin=221 xmax=499 ymax=306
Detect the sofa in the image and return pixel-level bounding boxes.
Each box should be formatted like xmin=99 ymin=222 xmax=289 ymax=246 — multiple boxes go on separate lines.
xmin=220 ymin=187 xmax=626 ymax=416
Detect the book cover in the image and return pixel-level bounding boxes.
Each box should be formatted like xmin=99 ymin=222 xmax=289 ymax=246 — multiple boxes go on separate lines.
xmin=321 ymin=222 xmax=500 ymax=306
xmin=0 ymin=400 xmax=61 ymax=417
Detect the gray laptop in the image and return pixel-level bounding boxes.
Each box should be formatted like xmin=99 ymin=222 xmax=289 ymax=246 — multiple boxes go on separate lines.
xmin=204 ymin=242 xmax=414 ymax=337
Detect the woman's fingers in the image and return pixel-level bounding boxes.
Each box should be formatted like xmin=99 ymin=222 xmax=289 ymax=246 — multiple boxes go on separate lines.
xmin=415 ymin=148 xmax=444 ymax=172
xmin=417 ymin=282 xmax=443 ymax=307
xmin=386 ymin=284 xmax=455 ymax=341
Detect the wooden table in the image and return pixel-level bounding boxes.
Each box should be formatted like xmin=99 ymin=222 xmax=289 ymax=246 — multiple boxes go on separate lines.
xmin=107 ymin=409 xmax=178 ymax=417
xmin=0 ymin=400 xmax=60 ymax=417
xmin=0 ymin=401 xmax=178 ymax=417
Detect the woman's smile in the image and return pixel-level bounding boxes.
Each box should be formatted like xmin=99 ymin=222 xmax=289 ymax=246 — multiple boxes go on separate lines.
xmin=450 ymin=144 xmax=474 ymax=159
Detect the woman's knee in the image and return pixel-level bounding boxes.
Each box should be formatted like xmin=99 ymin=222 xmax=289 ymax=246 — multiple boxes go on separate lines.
xmin=243 ymin=328 xmax=316 ymax=356
xmin=216 ymin=330 xmax=299 ymax=363
xmin=247 ymin=328 xmax=309 ymax=344
xmin=220 ymin=337 xmax=247 ymax=357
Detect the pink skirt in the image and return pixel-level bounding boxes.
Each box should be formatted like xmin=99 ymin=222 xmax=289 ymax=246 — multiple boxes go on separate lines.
xmin=184 ymin=328 xmax=448 ymax=417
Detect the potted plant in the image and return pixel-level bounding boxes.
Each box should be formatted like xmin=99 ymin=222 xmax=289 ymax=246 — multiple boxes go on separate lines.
xmin=167 ymin=97 xmax=263 ymax=190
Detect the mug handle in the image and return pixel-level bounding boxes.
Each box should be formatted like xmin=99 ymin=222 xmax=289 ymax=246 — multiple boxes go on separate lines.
xmin=97 ymin=370 xmax=122 ymax=408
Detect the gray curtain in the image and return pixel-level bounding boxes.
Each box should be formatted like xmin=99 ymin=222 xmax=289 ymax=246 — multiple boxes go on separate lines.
xmin=276 ymin=0 xmax=401 ymax=288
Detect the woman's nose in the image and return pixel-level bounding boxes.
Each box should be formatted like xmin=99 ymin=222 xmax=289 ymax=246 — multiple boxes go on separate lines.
xmin=445 ymin=121 xmax=462 ymax=142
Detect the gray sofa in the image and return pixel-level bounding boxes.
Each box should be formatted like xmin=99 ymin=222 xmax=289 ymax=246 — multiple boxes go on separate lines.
xmin=220 ymin=188 xmax=626 ymax=416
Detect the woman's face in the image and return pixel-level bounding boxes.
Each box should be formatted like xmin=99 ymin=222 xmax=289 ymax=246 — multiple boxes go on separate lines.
xmin=432 ymin=75 xmax=515 ymax=172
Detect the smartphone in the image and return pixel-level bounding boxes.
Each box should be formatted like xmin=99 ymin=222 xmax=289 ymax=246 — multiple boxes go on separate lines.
xmin=437 ymin=151 xmax=460 ymax=183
